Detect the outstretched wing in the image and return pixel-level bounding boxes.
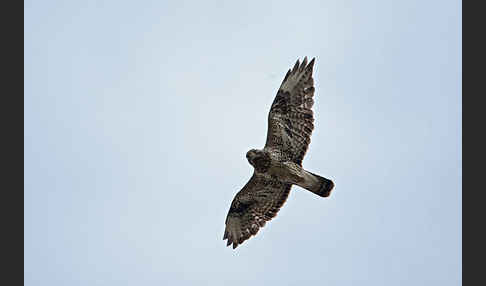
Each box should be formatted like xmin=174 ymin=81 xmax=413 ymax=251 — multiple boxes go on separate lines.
xmin=265 ymin=57 xmax=316 ymax=165
xmin=223 ymin=174 xmax=291 ymax=249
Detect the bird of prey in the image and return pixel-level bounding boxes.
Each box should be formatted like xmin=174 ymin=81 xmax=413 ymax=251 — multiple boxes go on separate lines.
xmin=223 ymin=57 xmax=335 ymax=249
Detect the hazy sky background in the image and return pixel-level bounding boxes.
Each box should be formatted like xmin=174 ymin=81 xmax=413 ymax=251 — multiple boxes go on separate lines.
xmin=25 ymin=0 xmax=461 ymax=285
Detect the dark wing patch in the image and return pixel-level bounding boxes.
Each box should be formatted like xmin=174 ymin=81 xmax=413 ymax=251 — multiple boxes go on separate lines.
xmin=223 ymin=174 xmax=291 ymax=249
xmin=265 ymin=57 xmax=316 ymax=165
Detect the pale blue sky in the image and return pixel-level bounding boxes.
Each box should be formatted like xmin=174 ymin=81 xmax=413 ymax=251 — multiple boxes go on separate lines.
xmin=25 ymin=0 xmax=461 ymax=285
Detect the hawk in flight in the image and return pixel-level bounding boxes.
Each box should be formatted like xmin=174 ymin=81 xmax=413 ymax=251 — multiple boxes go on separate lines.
xmin=223 ymin=57 xmax=335 ymax=249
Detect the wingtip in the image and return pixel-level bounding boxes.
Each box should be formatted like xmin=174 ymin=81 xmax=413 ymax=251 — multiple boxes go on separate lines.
xmin=300 ymin=57 xmax=308 ymax=72
xmin=282 ymin=68 xmax=292 ymax=83
xmin=292 ymin=59 xmax=300 ymax=73
xmin=309 ymin=57 xmax=315 ymax=66
xmin=306 ymin=57 xmax=315 ymax=72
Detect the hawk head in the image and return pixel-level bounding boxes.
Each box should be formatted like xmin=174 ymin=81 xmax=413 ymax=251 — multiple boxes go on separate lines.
xmin=246 ymin=149 xmax=270 ymax=172
xmin=246 ymin=149 xmax=259 ymax=166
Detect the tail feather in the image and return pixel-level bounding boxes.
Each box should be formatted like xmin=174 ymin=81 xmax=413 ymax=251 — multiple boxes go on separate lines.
xmin=298 ymin=170 xmax=335 ymax=197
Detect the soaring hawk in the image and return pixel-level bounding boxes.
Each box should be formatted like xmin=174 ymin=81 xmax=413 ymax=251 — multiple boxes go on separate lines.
xmin=223 ymin=57 xmax=335 ymax=249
